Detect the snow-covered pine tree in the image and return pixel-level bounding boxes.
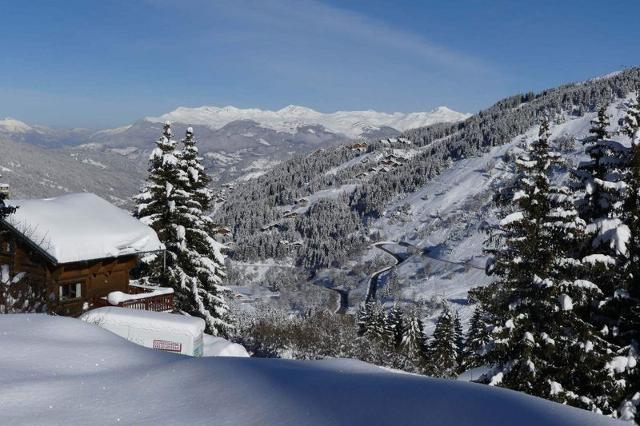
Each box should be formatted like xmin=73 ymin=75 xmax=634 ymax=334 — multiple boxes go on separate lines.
xmin=0 ymin=174 xmax=15 ymax=219
xmin=180 ymin=127 xmax=213 ymax=212
xmin=623 ymin=93 xmax=640 ymax=146
xmin=573 ymin=105 xmax=630 ymax=347
xmin=362 ymin=301 xmax=389 ymax=342
xmin=134 ymin=121 xmax=185 ymax=283
xmin=576 ymin=107 xmax=627 ymax=223
xmin=616 ymin=93 xmax=640 ymax=419
xmin=386 ymin=302 xmax=405 ymax=348
xmin=480 ymin=119 xmax=620 ymax=412
xmin=427 ymin=305 xmax=458 ymax=378
xmin=453 ymin=310 xmax=465 ymax=367
xmin=169 ymin=127 xmax=229 ymax=335
xmin=401 ymin=310 xmax=427 ymax=372
xmin=356 ymin=302 xmax=372 ymax=337
xmin=572 ymin=106 xmax=628 ymax=356
xmin=464 ymin=306 xmax=491 ymax=369
xmin=135 ymin=124 xmax=229 ymax=335
xmin=620 ymin=95 xmax=640 ymax=324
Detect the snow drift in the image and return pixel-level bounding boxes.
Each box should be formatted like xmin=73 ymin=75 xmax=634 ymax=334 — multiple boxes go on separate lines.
xmin=0 ymin=315 xmax=621 ymax=425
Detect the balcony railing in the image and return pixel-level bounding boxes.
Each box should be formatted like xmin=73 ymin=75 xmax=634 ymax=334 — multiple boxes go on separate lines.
xmin=94 ymin=282 xmax=174 ymax=312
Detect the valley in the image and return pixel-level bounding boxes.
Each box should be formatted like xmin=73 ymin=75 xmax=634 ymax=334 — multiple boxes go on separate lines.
xmin=218 ymin=69 xmax=640 ymax=335
xmin=3 ymin=2 xmax=639 ymax=424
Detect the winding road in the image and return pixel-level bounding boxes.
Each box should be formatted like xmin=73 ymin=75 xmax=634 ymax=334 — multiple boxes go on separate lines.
xmin=365 ymin=242 xmax=408 ymax=303
xmin=330 ymin=242 xmax=407 ymax=314
xmin=331 ymin=240 xmax=485 ymax=314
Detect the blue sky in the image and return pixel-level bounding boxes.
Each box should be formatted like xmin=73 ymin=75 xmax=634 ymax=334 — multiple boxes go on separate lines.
xmin=0 ymin=0 xmax=638 ymax=128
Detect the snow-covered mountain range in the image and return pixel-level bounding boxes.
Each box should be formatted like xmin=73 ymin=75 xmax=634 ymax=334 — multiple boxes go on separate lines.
xmin=0 ymin=118 xmax=91 ymax=147
xmin=147 ymin=105 xmax=470 ymax=138
xmin=0 ymin=105 xmax=469 ymax=199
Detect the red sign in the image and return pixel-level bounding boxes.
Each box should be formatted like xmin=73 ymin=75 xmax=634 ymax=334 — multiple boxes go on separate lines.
xmin=153 ymin=339 xmax=182 ymax=352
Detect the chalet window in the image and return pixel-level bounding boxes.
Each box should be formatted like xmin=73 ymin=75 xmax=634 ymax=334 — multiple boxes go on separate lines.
xmin=59 ymin=282 xmax=82 ymax=301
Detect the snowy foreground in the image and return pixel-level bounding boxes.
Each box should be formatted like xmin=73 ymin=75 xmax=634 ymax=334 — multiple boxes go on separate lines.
xmin=0 ymin=315 xmax=622 ymax=426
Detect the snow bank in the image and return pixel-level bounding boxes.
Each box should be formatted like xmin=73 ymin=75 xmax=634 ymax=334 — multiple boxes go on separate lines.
xmin=203 ymin=334 xmax=249 ymax=357
xmin=80 ymin=307 xmax=204 ymax=338
xmin=4 ymin=193 xmax=164 ymax=264
xmin=0 ymin=315 xmax=621 ymax=426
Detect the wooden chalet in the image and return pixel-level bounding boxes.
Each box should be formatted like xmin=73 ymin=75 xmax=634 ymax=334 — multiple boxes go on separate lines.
xmin=348 ymin=141 xmax=368 ymax=152
xmin=0 ymin=193 xmax=168 ymax=316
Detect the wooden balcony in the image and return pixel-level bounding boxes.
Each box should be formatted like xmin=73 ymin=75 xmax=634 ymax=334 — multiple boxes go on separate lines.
xmin=94 ymin=282 xmax=174 ymax=312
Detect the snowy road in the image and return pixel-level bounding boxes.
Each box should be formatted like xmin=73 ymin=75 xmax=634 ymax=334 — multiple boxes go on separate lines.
xmin=365 ymin=242 xmax=409 ymax=302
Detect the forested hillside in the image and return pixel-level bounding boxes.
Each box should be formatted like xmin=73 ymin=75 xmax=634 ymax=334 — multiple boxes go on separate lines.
xmin=217 ymin=68 xmax=640 ymax=274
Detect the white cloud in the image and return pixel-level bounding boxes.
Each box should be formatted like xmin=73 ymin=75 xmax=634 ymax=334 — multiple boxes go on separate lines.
xmin=153 ymin=0 xmax=492 ymax=74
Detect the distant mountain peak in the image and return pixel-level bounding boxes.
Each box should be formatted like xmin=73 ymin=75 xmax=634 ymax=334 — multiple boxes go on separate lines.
xmin=0 ymin=118 xmax=34 ymax=134
xmin=146 ymin=104 xmax=470 ymax=138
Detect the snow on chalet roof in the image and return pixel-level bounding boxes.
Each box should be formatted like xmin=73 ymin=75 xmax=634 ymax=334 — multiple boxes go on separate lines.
xmin=3 ymin=193 xmax=164 ymax=264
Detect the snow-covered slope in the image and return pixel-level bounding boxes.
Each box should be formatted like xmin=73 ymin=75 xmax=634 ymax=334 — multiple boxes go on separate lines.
xmin=0 ymin=135 xmax=145 ymax=204
xmin=147 ymin=105 xmax=470 ymax=138
xmin=353 ymin=97 xmax=634 ymax=331
xmin=218 ymin=69 xmax=640 ymax=333
xmin=0 ymin=315 xmax=620 ymax=426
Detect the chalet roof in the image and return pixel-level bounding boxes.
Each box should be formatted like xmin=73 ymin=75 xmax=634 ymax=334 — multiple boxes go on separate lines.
xmin=3 ymin=193 xmax=164 ymax=264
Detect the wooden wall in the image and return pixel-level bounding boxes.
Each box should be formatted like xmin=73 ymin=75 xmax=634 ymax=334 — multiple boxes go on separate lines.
xmin=0 ymin=225 xmax=137 ymax=316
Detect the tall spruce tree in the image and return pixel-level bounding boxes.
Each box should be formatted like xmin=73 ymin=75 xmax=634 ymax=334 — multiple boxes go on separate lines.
xmin=362 ymin=301 xmax=389 ymax=342
xmin=402 ymin=310 xmax=427 ymax=371
xmin=464 ymin=306 xmax=491 ymax=369
xmin=577 ymin=107 xmax=627 ymax=223
xmin=617 ymin=94 xmax=640 ymax=419
xmin=386 ymin=302 xmax=405 ymax=348
xmin=620 ymin=95 xmax=640 ymax=324
xmin=135 ymin=124 xmax=229 ymax=335
xmin=356 ymin=302 xmax=372 ymax=337
xmin=134 ymin=121 xmax=185 ymax=283
xmin=453 ymin=310 xmax=465 ymax=367
xmin=480 ymin=120 xmax=620 ymax=412
xmin=181 ymin=127 xmax=214 ymax=211
xmin=574 ymin=106 xmax=629 ymax=348
xmin=171 ymin=127 xmax=229 ymax=335
xmin=427 ymin=305 xmax=458 ymax=378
